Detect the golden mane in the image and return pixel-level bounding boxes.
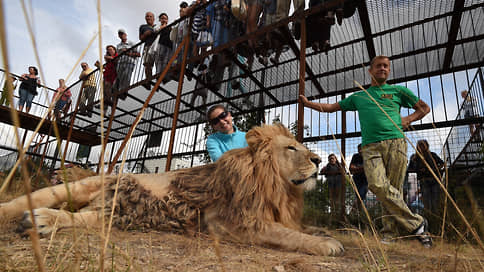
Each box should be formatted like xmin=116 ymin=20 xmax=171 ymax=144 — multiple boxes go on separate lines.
xmin=169 ymin=124 xmax=304 ymax=233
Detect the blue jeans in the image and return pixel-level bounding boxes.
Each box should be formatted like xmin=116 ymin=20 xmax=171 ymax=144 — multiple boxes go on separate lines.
xmin=18 ymin=88 xmax=35 ymax=108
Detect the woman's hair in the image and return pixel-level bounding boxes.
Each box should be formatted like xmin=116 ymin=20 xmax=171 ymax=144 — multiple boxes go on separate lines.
xmin=417 ymin=139 xmax=429 ymax=153
xmin=106 ymin=45 xmax=117 ymax=54
xmin=29 ymin=66 xmax=38 ymax=75
xmin=206 ymin=104 xmax=227 ymax=120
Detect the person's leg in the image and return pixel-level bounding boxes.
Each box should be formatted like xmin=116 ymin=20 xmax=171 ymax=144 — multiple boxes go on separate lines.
xmin=363 ymin=139 xmax=423 ymax=237
xmin=18 ymin=88 xmax=28 ymax=111
xmin=275 ymin=0 xmax=291 ymax=22
xmin=25 ymin=92 xmax=35 ymax=113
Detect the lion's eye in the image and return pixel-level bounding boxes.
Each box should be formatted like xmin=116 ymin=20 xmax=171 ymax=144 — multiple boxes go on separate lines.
xmin=287 ymin=146 xmax=297 ymax=151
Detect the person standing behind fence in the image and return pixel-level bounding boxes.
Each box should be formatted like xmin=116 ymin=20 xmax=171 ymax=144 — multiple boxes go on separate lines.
xmin=155 ymin=13 xmax=173 ymax=76
xmin=139 ymin=11 xmax=157 ymax=90
xmin=320 ymin=153 xmax=344 ymax=221
xmin=52 ymin=78 xmax=72 ymax=120
xmin=299 ymin=55 xmax=433 ymax=247
xmin=0 ymin=75 xmax=17 ymax=107
xmin=115 ymin=29 xmax=139 ymax=99
xmin=18 ymin=66 xmax=41 ymax=113
xmin=78 ymin=62 xmax=97 ymax=118
xmin=408 ymin=139 xmax=444 ymax=234
xmin=95 ymin=45 xmax=118 ymax=115
xmin=461 ymin=90 xmax=480 ymax=136
xmin=349 ymin=144 xmax=368 ymax=214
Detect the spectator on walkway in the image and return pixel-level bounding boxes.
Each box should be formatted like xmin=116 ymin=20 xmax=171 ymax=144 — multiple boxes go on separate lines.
xmin=52 ymin=78 xmax=72 ymax=120
xmin=139 ymin=11 xmax=157 ymax=90
xmin=320 ymin=153 xmax=344 ymax=219
xmin=78 ymin=62 xmax=97 ymax=117
xmin=170 ymin=2 xmax=192 ymax=67
xmin=115 ymin=28 xmax=139 ymax=99
xmin=95 ymin=45 xmax=118 ymax=114
xmin=408 ymin=139 xmax=444 ymax=234
xmin=0 ymin=75 xmax=17 ymax=107
xmin=206 ymin=104 xmax=248 ymax=162
xmin=18 ymin=66 xmax=41 ymax=113
xmin=155 ymin=13 xmax=173 ymax=75
xmin=299 ymin=55 xmax=433 ymax=247
xmin=461 ymin=90 xmax=479 ymax=136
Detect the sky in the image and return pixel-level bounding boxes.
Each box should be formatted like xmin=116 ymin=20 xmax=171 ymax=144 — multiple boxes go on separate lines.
xmin=1 ymin=0 xmax=180 ymax=88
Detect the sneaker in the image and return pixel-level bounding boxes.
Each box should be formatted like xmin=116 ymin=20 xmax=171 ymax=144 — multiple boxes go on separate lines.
xmin=413 ymin=218 xmax=433 ymax=248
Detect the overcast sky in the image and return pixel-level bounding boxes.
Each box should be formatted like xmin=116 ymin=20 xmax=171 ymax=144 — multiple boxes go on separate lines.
xmin=2 ymin=0 xmax=180 ymax=88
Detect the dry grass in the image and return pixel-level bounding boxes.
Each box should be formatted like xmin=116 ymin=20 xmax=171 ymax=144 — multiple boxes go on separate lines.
xmin=1 ymin=219 xmax=483 ymax=272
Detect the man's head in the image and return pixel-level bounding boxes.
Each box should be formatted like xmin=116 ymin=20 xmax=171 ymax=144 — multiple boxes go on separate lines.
xmin=145 ymin=12 xmax=155 ymax=26
xmin=179 ymin=1 xmax=188 ymax=16
xmin=368 ymin=55 xmax=390 ymax=86
xmin=207 ymin=104 xmax=234 ymax=134
xmin=118 ymin=29 xmax=127 ymax=41
xmin=159 ymin=13 xmax=168 ymax=25
xmin=461 ymin=90 xmax=468 ymax=99
xmin=357 ymin=144 xmax=362 ymax=154
xmin=81 ymin=62 xmax=88 ymax=70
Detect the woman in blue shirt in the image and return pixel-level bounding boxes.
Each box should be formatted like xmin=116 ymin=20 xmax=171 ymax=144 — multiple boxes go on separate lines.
xmin=206 ymin=104 xmax=248 ymax=162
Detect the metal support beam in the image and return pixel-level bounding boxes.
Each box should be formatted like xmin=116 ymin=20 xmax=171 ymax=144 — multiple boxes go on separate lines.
xmin=357 ymin=0 xmax=376 ymax=61
xmin=297 ymin=19 xmax=306 ymax=143
xmin=443 ymin=0 xmax=465 ymax=71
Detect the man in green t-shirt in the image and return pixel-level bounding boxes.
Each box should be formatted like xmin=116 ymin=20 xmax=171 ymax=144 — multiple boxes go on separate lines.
xmin=300 ymin=55 xmax=432 ymax=247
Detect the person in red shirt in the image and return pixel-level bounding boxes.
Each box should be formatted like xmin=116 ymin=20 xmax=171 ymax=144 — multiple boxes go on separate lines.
xmin=52 ymin=78 xmax=72 ymax=120
xmin=96 ymin=45 xmax=118 ymax=115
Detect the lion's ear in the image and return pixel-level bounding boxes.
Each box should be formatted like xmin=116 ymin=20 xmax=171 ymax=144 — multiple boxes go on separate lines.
xmin=246 ymin=126 xmax=272 ymax=156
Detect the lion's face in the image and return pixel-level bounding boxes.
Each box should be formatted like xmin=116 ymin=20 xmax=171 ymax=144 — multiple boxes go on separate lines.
xmin=272 ymin=135 xmax=321 ymax=186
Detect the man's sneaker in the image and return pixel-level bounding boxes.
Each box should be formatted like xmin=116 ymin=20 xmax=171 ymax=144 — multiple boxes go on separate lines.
xmin=413 ymin=218 xmax=433 ymax=248
xmin=380 ymin=236 xmax=395 ymax=245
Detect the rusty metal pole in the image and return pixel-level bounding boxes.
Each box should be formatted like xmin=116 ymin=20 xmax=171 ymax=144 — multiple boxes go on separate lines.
xmin=96 ymin=96 xmax=118 ymax=173
xmin=165 ymin=29 xmax=191 ymax=172
xmin=107 ymin=36 xmax=188 ymax=174
xmin=340 ymin=93 xmax=347 ymax=221
xmin=297 ymin=19 xmax=306 ymax=143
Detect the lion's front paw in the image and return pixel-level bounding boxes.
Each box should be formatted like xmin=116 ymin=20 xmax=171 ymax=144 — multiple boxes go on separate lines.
xmin=320 ymin=237 xmax=344 ymax=256
xmin=15 ymin=208 xmax=57 ymax=236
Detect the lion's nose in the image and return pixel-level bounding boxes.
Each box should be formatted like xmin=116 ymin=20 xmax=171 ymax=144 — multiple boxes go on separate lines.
xmin=311 ymin=157 xmax=321 ymax=167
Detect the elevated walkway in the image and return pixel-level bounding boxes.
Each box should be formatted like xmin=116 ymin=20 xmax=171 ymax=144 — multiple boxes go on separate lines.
xmin=0 ymin=105 xmax=101 ymax=146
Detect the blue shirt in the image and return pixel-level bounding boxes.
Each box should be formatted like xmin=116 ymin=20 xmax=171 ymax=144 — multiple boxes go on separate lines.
xmin=206 ymin=126 xmax=248 ymax=162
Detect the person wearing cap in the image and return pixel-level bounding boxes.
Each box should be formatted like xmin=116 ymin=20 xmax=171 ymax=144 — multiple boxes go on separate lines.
xmin=18 ymin=66 xmax=41 ymax=113
xmin=170 ymin=2 xmax=192 ymax=68
xmin=139 ymin=11 xmax=157 ymax=90
xmin=115 ymin=28 xmax=140 ymax=98
xmin=206 ymin=104 xmax=248 ymax=162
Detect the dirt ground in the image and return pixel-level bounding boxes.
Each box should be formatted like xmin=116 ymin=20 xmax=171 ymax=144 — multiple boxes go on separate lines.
xmin=0 ymin=220 xmax=483 ymax=272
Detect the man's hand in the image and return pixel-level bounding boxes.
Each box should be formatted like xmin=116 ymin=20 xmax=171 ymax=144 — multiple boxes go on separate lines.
xmin=299 ymin=95 xmax=309 ymax=106
xmin=401 ymin=116 xmax=411 ymax=129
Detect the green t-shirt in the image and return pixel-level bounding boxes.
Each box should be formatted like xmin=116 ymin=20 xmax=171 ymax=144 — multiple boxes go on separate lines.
xmin=338 ymin=84 xmax=419 ymax=146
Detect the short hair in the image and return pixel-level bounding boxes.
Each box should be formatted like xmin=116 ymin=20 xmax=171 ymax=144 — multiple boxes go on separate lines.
xmin=369 ymin=55 xmax=390 ymax=68
xmin=29 ymin=66 xmax=38 ymax=75
xmin=206 ymin=104 xmax=227 ymax=120
xmin=328 ymin=153 xmax=337 ymax=160
xmin=81 ymin=62 xmax=88 ymax=67
xmin=159 ymin=12 xmax=168 ymax=19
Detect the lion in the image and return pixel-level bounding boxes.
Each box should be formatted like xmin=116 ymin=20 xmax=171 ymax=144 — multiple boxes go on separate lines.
xmin=0 ymin=124 xmax=343 ymax=256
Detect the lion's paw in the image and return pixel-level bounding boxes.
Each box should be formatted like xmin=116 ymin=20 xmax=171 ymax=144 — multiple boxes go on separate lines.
xmin=320 ymin=237 xmax=344 ymax=256
xmin=15 ymin=208 xmax=57 ymax=236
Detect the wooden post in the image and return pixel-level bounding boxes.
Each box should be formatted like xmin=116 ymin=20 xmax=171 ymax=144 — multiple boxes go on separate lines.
xmin=166 ymin=31 xmax=191 ymax=172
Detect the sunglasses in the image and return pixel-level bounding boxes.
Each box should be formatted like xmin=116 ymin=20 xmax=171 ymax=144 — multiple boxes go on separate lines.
xmin=209 ymin=111 xmax=229 ymax=126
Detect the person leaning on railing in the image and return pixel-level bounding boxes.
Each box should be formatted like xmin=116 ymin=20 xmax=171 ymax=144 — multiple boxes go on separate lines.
xmin=115 ymin=28 xmax=140 ymax=98
xmin=78 ymin=62 xmax=97 ymax=117
xmin=18 ymin=66 xmax=41 ymax=113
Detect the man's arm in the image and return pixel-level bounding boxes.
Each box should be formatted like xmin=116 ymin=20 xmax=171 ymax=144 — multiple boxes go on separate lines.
xmin=299 ymin=95 xmax=341 ymax=113
xmin=401 ymin=99 xmax=430 ymax=129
